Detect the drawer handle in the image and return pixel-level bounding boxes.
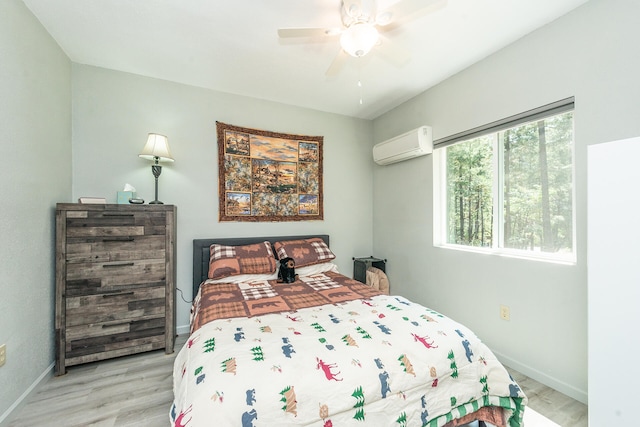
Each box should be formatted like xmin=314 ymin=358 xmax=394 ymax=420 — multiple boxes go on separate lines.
xmin=102 ymin=292 xmax=135 ymax=298
xmin=102 ymin=237 xmax=135 ymax=242
xmin=103 ymin=262 xmax=135 ymax=268
xmin=102 ymin=213 xmax=135 ymax=217
xmin=102 ymin=321 xmax=132 ymax=328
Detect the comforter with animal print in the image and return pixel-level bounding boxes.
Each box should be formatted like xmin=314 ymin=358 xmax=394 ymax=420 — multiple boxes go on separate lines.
xmin=171 ymin=278 xmax=526 ymax=427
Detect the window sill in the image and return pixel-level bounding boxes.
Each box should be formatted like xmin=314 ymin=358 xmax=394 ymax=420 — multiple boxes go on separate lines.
xmin=434 ymin=243 xmax=576 ymax=265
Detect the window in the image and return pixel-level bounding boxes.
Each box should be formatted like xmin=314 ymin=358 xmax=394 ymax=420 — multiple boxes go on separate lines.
xmin=434 ymin=100 xmax=575 ymax=262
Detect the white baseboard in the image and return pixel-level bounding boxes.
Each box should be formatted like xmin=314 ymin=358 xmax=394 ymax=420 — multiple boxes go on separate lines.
xmin=0 ymin=362 xmax=54 ymax=426
xmin=176 ymin=324 xmax=190 ymax=335
xmin=493 ymin=350 xmax=587 ymax=405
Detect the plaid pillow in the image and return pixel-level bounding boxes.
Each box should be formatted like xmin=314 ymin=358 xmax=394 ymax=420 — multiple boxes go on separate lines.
xmin=274 ymin=238 xmax=336 ymax=267
xmin=208 ymin=241 xmax=277 ymax=279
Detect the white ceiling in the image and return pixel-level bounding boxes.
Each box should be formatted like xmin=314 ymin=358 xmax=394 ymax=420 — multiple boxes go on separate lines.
xmin=22 ymin=0 xmax=587 ymax=120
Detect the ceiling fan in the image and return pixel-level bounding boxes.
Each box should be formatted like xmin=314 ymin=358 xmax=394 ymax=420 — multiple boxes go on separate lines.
xmin=277 ymin=0 xmax=447 ymax=76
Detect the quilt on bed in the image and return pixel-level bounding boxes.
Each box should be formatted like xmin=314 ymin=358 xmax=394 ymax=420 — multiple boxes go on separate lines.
xmin=190 ymin=271 xmax=381 ymax=333
xmin=172 ymin=272 xmax=526 ymax=427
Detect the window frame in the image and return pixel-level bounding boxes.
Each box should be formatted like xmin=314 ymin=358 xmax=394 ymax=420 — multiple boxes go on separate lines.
xmin=433 ymin=99 xmax=577 ymax=264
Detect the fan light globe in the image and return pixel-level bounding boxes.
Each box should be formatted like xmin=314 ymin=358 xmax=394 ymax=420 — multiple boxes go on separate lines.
xmin=340 ymin=23 xmax=378 ymax=57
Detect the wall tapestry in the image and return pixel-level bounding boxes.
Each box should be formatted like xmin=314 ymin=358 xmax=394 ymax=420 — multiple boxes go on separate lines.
xmin=217 ymin=121 xmax=323 ymax=222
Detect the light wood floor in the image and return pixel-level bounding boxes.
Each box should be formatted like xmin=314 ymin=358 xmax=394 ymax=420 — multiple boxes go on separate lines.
xmin=4 ymin=334 xmax=587 ymax=427
xmin=506 ymin=368 xmax=587 ymax=427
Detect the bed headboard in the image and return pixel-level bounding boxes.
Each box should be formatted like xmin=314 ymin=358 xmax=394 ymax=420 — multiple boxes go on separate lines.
xmin=192 ymin=235 xmax=330 ymax=299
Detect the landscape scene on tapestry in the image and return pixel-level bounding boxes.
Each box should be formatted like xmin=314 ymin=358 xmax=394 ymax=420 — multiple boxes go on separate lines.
xmin=220 ymin=126 xmax=322 ymax=221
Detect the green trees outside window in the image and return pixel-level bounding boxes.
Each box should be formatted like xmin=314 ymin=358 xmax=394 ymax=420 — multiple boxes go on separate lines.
xmin=442 ymin=111 xmax=574 ymax=258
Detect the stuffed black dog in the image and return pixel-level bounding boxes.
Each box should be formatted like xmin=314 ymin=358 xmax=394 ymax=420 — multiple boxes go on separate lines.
xmin=277 ymin=257 xmax=299 ymax=283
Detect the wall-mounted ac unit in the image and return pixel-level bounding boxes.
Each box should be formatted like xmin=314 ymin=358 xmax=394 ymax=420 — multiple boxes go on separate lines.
xmin=373 ymin=126 xmax=433 ymax=165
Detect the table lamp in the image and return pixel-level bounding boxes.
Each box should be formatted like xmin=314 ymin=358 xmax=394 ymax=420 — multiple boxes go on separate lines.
xmin=139 ymin=133 xmax=174 ymax=204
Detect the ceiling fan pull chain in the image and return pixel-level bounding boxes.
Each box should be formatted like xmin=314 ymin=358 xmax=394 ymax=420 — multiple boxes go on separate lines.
xmin=358 ymin=60 xmax=364 ymax=105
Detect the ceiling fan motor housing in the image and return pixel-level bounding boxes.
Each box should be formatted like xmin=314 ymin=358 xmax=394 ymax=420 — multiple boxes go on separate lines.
xmin=341 ymin=0 xmax=377 ymax=27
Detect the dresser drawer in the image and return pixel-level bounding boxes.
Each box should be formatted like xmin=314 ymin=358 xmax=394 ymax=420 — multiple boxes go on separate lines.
xmin=65 ymin=234 xmax=165 ymax=264
xmin=66 ymin=285 xmax=166 ymax=327
xmin=65 ymin=258 xmax=167 ymax=293
xmin=65 ymin=209 xmax=167 ymax=237
xmin=65 ymin=317 xmax=166 ymax=360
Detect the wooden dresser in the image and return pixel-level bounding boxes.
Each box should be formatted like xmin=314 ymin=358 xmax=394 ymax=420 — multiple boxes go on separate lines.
xmin=55 ymin=203 xmax=176 ymax=375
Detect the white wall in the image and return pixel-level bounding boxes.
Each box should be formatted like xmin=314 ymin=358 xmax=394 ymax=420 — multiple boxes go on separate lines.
xmin=0 ymin=0 xmax=72 ymax=421
xmin=588 ymin=137 xmax=640 ymax=425
xmin=71 ymin=64 xmax=374 ymax=331
xmin=372 ymin=0 xmax=640 ymax=404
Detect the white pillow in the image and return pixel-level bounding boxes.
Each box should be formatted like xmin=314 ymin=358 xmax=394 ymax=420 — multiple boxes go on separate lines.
xmin=295 ymin=262 xmax=339 ymax=277
xmin=204 ymin=271 xmax=279 ymax=285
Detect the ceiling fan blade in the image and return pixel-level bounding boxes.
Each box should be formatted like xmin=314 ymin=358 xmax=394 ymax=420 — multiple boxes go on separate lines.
xmin=376 ymin=0 xmax=447 ymax=26
xmin=278 ymin=27 xmax=341 ymax=38
xmin=375 ymin=35 xmax=411 ymax=67
xmin=326 ymin=49 xmax=349 ymax=77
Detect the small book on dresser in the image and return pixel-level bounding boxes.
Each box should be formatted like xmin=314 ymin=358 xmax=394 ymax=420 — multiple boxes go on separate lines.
xmin=78 ymin=197 xmax=107 ymax=204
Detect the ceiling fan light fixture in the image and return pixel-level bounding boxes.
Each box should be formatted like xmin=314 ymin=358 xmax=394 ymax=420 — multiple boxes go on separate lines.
xmin=340 ymin=22 xmax=379 ymax=57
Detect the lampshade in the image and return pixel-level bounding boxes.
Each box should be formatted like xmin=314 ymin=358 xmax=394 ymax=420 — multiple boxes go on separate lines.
xmin=139 ymin=133 xmax=174 ymax=162
xmin=340 ymin=23 xmax=379 ymax=57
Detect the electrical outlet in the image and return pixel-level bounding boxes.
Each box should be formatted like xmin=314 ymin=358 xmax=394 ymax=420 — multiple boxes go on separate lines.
xmin=500 ymin=305 xmax=510 ymax=321
xmin=0 ymin=344 xmax=6 ymax=367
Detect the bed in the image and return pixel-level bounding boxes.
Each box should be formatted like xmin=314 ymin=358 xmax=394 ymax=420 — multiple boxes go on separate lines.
xmin=171 ymin=235 xmax=526 ymax=427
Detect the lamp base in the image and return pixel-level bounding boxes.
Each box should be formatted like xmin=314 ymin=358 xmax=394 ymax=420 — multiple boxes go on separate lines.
xmin=149 ymin=163 xmax=164 ymax=205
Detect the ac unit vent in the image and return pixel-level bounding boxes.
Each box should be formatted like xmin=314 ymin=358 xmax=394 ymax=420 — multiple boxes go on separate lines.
xmin=373 ymin=126 xmax=433 ymax=165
